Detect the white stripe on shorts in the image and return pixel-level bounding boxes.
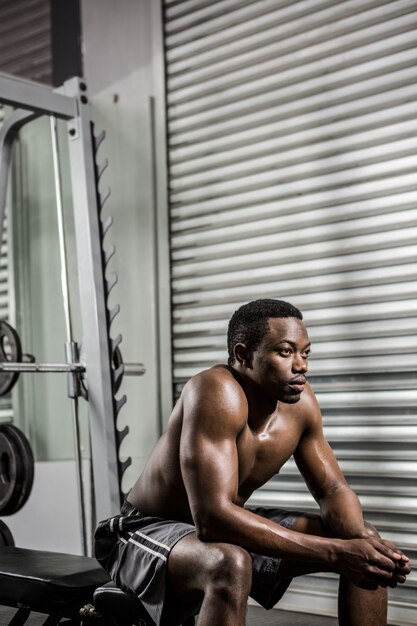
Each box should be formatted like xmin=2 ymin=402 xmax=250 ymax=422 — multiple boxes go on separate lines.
xmin=128 ymin=535 xmax=168 ymax=562
xmin=130 ymin=530 xmax=170 ymax=552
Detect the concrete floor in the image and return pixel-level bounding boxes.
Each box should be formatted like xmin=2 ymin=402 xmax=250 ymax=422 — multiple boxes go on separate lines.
xmin=0 ymin=604 xmax=338 ymax=625
xmin=247 ymin=605 xmax=338 ymax=624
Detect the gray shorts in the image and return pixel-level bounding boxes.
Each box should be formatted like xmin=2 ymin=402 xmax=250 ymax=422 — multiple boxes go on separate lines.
xmin=94 ymin=501 xmax=301 ymax=625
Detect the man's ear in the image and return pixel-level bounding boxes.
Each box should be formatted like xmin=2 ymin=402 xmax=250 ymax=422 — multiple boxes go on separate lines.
xmin=234 ymin=343 xmax=250 ymax=367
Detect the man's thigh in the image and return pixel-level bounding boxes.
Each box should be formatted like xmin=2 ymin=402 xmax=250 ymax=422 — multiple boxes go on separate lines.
xmin=166 ymin=531 xmax=209 ymax=596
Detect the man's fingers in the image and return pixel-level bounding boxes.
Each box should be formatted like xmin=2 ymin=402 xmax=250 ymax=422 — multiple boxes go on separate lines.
xmin=395 ymin=575 xmax=407 ymax=584
xmin=383 ymin=542 xmax=409 ymax=560
xmin=369 ymin=538 xmax=404 ymax=564
xmin=366 ymin=564 xmax=393 ymax=582
xmin=375 ymin=542 xmax=411 ymax=580
xmin=399 ymin=553 xmax=411 ymax=569
xmin=369 ymin=550 xmax=396 ymax=572
xmin=367 ymin=567 xmax=408 ymax=588
xmin=396 ymin=563 xmax=411 ymax=576
xmin=379 ymin=539 xmax=410 ymax=563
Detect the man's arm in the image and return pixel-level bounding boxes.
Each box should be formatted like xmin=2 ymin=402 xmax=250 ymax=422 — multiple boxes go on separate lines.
xmin=180 ymin=371 xmax=404 ymax=588
xmin=293 ymin=384 xmax=410 ymax=583
xmin=293 ymin=386 xmax=367 ymax=539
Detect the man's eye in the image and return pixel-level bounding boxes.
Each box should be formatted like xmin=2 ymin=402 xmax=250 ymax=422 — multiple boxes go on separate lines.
xmin=279 ymin=348 xmax=291 ymax=356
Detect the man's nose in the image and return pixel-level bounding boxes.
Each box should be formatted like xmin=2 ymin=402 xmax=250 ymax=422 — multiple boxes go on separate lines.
xmin=292 ymin=354 xmax=308 ymax=373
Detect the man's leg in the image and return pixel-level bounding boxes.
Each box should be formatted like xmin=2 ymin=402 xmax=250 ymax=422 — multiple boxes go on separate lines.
xmin=338 ymin=575 xmax=387 ymax=626
xmin=278 ymin=514 xmax=388 ymax=626
xmin=163 ymin=532 xmax=252 ymax=626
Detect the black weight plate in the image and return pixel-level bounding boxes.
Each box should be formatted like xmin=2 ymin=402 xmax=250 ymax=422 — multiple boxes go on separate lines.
xmin=0 ymin=424 xmax=34 ymax=515
xmin=0 ymin=519 xmax=14 ymax=546
xmin=0 ymin=427 xmax=20 ymax=513
xmin=8 ymin=424 xmax=34 ymax=512
xmin=0 ymin=321 xmax=22 ymax=396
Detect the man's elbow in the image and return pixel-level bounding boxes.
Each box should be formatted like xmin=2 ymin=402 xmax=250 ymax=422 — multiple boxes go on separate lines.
xmin=195 ymin=525 xmax=214 ymax=543
xmin=193 ymin=510 xmax=224 ymax=542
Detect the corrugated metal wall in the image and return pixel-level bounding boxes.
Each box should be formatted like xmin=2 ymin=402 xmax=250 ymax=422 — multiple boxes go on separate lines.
xmin=0 ymin=107 xmax=14 ymax=421
xmin=163 ymin=0 xmax=417 ymax=622
xmin=0 ymin=0 xmax=52 ymax=419
xmin=0 ymin=0 xmax=52 ymax=84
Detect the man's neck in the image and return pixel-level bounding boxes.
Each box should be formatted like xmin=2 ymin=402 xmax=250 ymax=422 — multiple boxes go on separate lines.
xmin=230 ymin=364 xmax=278 ymax=428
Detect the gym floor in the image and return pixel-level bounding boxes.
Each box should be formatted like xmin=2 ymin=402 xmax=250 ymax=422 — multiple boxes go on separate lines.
xmin=0 ymin=604 xmax=400 ymax=624
xmin=0 ymin=604 xmax=339 ymax=625
xmin=248 ymin=605 xmax=338 ymax=624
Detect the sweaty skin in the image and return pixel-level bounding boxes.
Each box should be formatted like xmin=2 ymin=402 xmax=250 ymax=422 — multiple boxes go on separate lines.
xmin=128 ymin=317 xmax=410 ymax=591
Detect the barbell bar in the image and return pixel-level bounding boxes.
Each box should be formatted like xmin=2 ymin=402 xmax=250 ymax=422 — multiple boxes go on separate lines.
xmin=0 ymin=362 xmax=145 ymax=374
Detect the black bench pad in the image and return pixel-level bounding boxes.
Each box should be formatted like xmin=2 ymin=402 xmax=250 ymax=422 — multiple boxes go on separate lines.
xmin=94 ymin=581 xmax=154 ymax=624
xmin=0 ymin=546 xmax=110 ymax=615
xmin=93 ymin=582 xmax=196 ymax=626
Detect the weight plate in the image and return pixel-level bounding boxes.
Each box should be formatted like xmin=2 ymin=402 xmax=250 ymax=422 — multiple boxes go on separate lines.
xmin=0 ymin=429 xmax=19 ymax=513
xmin=0 ymin=519 xmax=14 ymax=546
xmin=0 ymin=424 xmax=34 ymax=516
xmin=0 ymin=321 xmax=22 ymax=396
xmin=2 ymin=424 xmax=34 ymax=514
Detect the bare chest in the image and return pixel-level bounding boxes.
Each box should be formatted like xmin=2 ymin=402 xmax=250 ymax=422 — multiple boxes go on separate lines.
xmin=236 ymin=420 xmax=301 ymax=502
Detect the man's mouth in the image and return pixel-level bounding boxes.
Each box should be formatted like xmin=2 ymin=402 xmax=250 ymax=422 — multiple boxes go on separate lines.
xmin=288 ymin=377 xmax=306 ymax=392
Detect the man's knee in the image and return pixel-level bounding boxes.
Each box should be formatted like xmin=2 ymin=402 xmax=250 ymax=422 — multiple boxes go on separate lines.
xmin=205 ymin=543 xmax=252 ymax=593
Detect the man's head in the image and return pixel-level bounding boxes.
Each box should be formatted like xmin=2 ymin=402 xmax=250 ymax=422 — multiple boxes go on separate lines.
xmin=227 ymin=299 xmax=303 ymax=366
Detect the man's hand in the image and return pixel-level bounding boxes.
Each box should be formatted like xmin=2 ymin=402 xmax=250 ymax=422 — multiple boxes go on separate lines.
xmin=378 ymin=540 xmax=411 ymax=587
xmin=358 ymin=523 xmax=411 ymax=587
xmin=335 ymin=537 xmax=410 ymax=590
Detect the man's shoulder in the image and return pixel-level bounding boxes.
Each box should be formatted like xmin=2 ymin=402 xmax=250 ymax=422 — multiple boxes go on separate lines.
xmin=187 ymin=364 xmax=242 ymax=388
xmin=182 ymin=365 xmax=248 ymax=420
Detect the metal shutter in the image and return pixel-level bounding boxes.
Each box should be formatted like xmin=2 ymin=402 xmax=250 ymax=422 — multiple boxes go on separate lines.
xmin=0 ymin=0 xmax=52 ymax=84
xmin=164 ymin=1 xmax=417 ymax=622
xmin=0 ymin=0 xmax=52 ymax=407
xmin=0 ymin=0 xmax=51 ymax=421
xmin=0 ymin=105 xmax=14 ymax=422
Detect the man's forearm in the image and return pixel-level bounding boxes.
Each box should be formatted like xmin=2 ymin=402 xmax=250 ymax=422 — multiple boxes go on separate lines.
xmin=319 ymin=484 xmax=368 ymax=539
xmin=196 ymin=499 xmax=408 ymax=590
xmin=197 ymin=501 xmax=342 ymax=565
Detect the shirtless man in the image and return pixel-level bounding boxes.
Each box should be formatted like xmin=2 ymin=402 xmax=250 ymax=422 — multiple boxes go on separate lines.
xmin=95 ymin=299 xmax=410 ymax=626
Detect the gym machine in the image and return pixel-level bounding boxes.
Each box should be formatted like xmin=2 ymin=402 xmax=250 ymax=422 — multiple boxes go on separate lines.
xmin=0 ymin=73 xmax=143 ymax=532
xmin=0 ymin=73 xmax=193 ymax=625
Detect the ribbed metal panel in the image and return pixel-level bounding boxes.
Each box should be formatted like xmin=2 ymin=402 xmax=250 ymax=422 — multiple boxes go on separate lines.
xmin=0 ymin=218 xmax=9 ymax=319
xmin=164 ymin=1 xmax=417 ymax=622
xmin=0 ymin=0 xmax=52 ymax=84
xmin=0 ymin=109 xmax=14 ymax=419
xmin=0 ymin=0 xmax=52 ymax=416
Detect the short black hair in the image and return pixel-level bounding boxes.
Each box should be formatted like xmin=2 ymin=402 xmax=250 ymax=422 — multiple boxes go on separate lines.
xmin=227 ymin=299 xmax=303 ymax=366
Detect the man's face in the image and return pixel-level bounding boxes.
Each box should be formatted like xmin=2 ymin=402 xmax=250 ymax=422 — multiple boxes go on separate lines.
xmin=248 ymin=317 xmax=310 ymax=403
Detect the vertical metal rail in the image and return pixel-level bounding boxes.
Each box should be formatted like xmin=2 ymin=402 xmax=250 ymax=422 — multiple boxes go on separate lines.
xmin=62 ymin=77 xmax=120 ymax=519
xmin=50 ymin=116 xmax=88 ymax=555
xmin=50 ymin=117 xmax=73 ymax=342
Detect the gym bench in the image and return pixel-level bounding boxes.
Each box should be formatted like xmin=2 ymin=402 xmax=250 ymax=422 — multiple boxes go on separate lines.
xmin=0 ymin=546 xmax=195 ymax=625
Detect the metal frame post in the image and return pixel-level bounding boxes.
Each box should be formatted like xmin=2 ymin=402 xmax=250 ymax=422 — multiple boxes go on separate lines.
xmin=61 ymin=77 xmax=120 ymax=518
xmin=0 ymin=73 xmax=121 ymax=521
